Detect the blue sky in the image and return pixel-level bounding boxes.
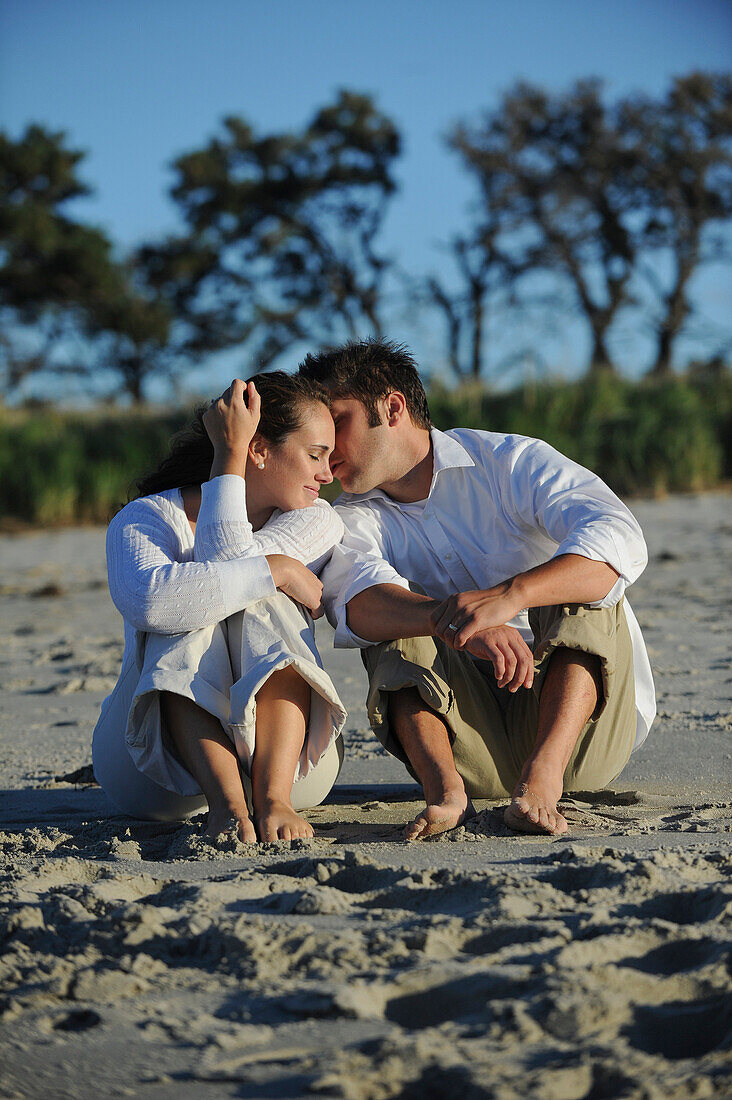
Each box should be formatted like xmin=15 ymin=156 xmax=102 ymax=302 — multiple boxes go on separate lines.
xmin=1 ymin=0 xmax=731 ymax=394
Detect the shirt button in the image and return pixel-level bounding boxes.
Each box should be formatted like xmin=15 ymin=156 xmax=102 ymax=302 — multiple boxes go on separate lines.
xmin=445 ymin=553 xmax=453 ymax=561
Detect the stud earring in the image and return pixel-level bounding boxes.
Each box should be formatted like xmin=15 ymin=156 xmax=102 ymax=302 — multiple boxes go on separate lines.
xmin=257 ymin=462 xmax=265 ymax=469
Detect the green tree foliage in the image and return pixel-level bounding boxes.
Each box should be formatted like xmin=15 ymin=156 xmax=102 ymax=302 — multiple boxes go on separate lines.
xmin=441 ymin=73 xmax=732 ymax=378
xmin=137 ymin=90 xmax=400 ymax=369
xmin=0 ymin=124 xmax=169 ymax=401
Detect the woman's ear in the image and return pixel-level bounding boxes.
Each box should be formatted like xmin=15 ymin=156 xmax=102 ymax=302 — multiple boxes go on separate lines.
xmin=248 ymin=436 xmax=268 ymax=470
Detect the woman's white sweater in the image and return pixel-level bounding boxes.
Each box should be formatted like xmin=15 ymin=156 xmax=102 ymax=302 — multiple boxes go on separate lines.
xmin=106 ymin=474 xmax=344 ymax=634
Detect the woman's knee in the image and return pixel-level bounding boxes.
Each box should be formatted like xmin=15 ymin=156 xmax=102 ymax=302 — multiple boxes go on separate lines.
xmin=290 ymin=735 xmax=344 ymax=811
xmin=256 ymin=662 xmax=309 ymax=705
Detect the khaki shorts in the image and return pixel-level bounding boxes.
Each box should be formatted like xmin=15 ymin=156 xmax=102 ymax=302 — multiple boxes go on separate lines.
xmin=362 ymin=600 xmax=637 ymax=798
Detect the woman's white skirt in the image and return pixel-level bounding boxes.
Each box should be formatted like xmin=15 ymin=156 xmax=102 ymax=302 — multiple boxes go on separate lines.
xmin=92 ymin=593 xmax=347 ymax=821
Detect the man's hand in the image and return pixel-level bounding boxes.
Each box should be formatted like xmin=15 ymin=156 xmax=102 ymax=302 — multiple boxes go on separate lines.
xmin=266 ymin=554 xmax=324 ymax=618
xmin=431 ymin=583 xmax=533 ymax=690
xmin=204 ymin=379 xmax=261 ymax=479
xmin=432 ymin=581 xmax=523 ymax=651
xmin=460 ymin=624 xmax=534 ymax=692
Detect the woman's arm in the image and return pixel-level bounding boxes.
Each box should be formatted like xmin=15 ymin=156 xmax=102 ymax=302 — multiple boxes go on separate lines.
xmin=110 ymin=497 xmax=328 ymax=633
xmin=107 ymin=499 xmax=276 ymax=634
xmin=251 ymin=499 xmax=345 ymax=571
xmin=193 ymin=478 xmax=344 ymax=570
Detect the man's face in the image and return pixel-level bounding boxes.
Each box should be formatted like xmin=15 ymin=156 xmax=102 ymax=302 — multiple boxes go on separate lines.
xmin=329 ymin=396 xmax=390 ymax=494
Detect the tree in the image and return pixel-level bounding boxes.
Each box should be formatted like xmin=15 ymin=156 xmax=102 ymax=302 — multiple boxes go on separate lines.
xmin=427 ymin=207 xmax=530 ymax=381
xmin=138 ymin=90 xmax=400 ymax=371
xmin=428 ymin=236 xmax=499 ymax=381
xmin=0 ymin=124 xmax=169 ymax=401
xmin=623 ymin=73 xmax=732 ymax=376
xmin=444 ymin=74 xmax=732 ymax=377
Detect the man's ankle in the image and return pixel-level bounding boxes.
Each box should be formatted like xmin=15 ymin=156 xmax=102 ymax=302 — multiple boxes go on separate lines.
xmin=421 ymin=770 xmax=467 ymax=807
xmin=515 ymin=755 xmax=565 ymax=800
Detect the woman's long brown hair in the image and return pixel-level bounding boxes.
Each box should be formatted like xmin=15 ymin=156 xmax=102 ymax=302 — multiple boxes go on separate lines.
xmin=134 ymin=371 xmax=331 ymax=499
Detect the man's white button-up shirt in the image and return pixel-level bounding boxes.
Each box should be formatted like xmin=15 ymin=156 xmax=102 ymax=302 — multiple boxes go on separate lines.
xmin=321 ymin=428 xmax=656 ymax=751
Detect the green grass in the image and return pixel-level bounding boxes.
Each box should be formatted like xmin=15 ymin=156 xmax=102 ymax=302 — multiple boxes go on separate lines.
xmin=428 ymin=371 xmax=728 ymax=499
xmin=1 ymin=369 xmax=728 ymax=527
xmin=0 ymin=406 xmax=190 ymax=527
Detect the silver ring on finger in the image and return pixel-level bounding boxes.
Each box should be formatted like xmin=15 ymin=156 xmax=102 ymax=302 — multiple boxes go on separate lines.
xmin=448 ymin=622 xmax=459 ymax=632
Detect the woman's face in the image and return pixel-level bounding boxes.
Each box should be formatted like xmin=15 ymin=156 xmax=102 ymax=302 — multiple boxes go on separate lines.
xmin=255 ymin=402 xmax=335 ymax=511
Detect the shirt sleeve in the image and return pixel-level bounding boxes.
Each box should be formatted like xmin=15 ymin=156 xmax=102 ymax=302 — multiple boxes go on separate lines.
xmin=193 ymin=475 xmax=255 ymax=561
xmin=501 ymin=438 xmax=648 ymax=606
xmin=194 ymin=477 xmax=344 ymax=573
xmin=320 ymin=503 xmax=411 ymax=648
xmin=107 ymin=497 xmax=275 ymax=634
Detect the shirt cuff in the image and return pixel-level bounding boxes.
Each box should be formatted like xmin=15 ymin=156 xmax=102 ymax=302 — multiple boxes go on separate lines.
xmin=587 ymin=574 xmax=625 ymax=609
xmin=552 ymin=543 xmax=628 ymax=608
xmin=555 ymin=527 xmax=646 ymax=586
xmin=330 ymin=575 xmax=411 ymax=649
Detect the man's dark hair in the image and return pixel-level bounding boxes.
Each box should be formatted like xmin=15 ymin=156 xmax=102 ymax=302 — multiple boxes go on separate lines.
xmin=299 ymin=339 xmax=431 ymax=430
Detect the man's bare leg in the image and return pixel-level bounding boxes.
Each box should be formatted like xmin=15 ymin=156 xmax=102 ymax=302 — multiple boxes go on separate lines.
xmin=505 ymin=647 xmax=602 ymax=836
xmin=161 ymin=692 xmax=256 ymax=843
xmin=387 ymin=687 xmax=472 ymax=840
xmin=251 ymin=664 xmax=314 ymax=843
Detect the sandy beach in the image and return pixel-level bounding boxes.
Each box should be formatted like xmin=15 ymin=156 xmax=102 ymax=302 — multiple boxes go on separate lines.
xmin=1 ymin=491 xmax=730 ymax=1099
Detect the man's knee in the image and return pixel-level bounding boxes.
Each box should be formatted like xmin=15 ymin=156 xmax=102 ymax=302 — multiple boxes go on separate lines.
xmin=541 ymin=646 xmax=604 ymax=720
xmin=387 ymin=683 xmax=430 ymax=718
xmin=385 ymin=684 xmax=445 ymax=747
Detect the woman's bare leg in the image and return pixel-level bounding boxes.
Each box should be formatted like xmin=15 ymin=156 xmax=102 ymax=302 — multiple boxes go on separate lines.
xmin=251 ymin=665 xmax=314 ymax=842
xmin=160 ymin=692 xmax=256 ymax=843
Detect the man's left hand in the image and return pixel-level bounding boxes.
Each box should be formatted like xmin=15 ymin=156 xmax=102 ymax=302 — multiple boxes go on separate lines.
xmin=432 ymin=581 xmax=523 ymax=650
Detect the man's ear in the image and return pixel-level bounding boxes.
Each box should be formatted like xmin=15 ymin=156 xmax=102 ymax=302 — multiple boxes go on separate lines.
xmin=383 ymin=391 xmax=408 ymax=426
xmin=248 ymin=435 xmax=268 ymax=469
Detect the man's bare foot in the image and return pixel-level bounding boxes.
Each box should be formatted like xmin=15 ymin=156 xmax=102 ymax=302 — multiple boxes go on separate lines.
xmin=405 ymin=789 xmax=474 ymax=841
xmin=504 ymin=766 xmax=567 ymax=836
xmin=205 ymin=806 xmax=257 ymax=845
xmin=254 ymin=798 xmax=314 ymax=843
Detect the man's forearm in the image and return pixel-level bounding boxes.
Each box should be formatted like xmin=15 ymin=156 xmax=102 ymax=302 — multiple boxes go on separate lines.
xmin=510 ymin=554 xmax=620 ymax=611
xmin=346 ymin=585 xmax=439 ymax=642
xmin=349 ymin=556 xmax=620 ymax=648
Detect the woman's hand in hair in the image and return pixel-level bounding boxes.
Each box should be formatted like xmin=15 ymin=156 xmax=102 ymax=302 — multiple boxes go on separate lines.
xmin=204 ymin=380 xmax=261 ymax=479
xmin=265 ymin=555 xmax=325 ymax=618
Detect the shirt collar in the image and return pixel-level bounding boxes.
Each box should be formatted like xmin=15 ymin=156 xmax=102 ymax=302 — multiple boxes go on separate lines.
xmin=338 ymin=428 xmax=475 ymax=507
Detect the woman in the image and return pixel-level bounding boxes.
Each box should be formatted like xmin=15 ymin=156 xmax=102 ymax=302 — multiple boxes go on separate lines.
xmin=92 ymin=373 xmax=347 ymax=844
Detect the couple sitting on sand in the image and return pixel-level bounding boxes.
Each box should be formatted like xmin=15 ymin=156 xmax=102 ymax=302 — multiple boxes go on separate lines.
xmin=92 ymin=340 xmax=655 ymax=843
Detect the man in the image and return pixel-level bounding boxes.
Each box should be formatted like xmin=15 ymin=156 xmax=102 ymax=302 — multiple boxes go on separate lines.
xmin=299 ymin=340 xmax=655 ymax=838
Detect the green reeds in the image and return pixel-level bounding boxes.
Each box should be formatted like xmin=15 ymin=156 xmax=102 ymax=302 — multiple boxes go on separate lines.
xmin=0 ymin=371 xmax=728 ymax=527
xmin=428 ymin=372 xmax=726 ymax=499
xmin=0 ymin=406 xmax=189 ymax=527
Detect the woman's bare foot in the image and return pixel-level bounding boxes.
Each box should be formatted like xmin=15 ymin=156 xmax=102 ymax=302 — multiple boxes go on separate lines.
xmin=504 ymin=765 xmax=567 ymax=836
xmin=205 ymin=805 xmax=257 ymax=845
xmin=254 ymin=798 xmax=314 ymax=843
xmin=405 ymin=788 xmax=474 ymax=841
